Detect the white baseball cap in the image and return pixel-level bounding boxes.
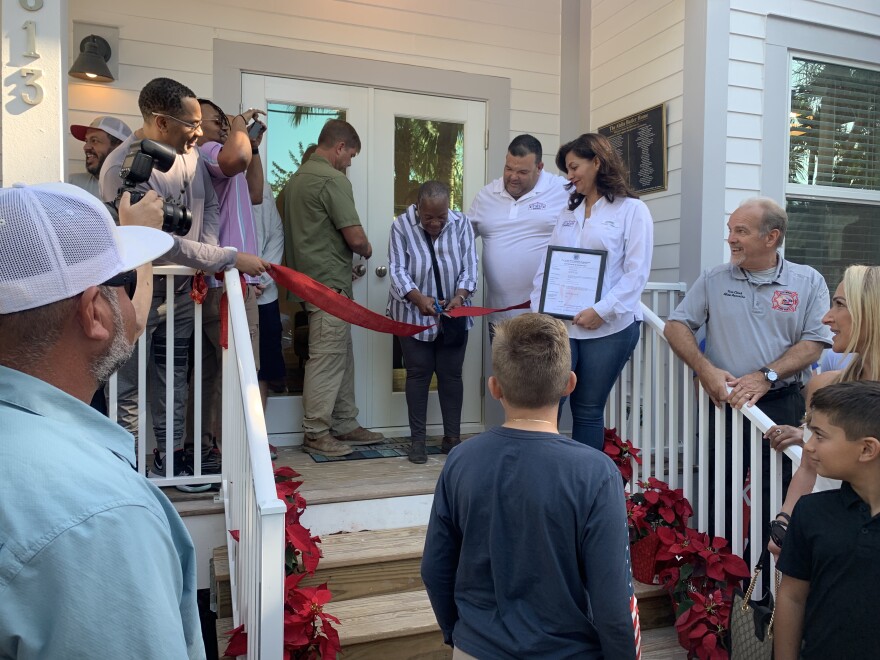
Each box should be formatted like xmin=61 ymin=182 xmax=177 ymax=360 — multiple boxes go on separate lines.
xmin=70 ymin=116 xmax=133 ymax=143
xmin=0 ymin=182 xmax=173 ymax=314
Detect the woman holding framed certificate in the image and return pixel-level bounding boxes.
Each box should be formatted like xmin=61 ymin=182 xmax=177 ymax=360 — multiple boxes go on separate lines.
xmin=530 ymin=133 xmax=654 ymax=450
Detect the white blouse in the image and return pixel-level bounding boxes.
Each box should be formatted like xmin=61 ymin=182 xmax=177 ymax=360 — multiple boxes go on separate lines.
xmin=530 ymin=195 xmax=654 ymax=340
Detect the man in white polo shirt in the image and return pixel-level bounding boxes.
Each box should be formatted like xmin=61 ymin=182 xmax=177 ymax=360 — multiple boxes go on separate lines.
xmin=468 ymin=135 xmax=569 ymax=336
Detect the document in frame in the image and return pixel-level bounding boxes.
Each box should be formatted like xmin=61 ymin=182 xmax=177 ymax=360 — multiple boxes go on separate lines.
xmin=538 ymin=246 xmax=607 ymax=320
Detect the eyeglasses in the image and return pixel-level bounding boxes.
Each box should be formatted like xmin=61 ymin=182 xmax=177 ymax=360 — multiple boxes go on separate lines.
xmin=203 ymin=117 xmax=229 ymax=129
xmin=102 ymin=270 xmax=138 ymax=299
xmin=152 ymin=112 xmax=202 ymax=131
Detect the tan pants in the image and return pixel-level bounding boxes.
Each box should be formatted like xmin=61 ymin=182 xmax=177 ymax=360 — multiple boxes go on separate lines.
xmin=194 ymin=285 xmax=260 ymax=443
xmin=302 ymin=301 xmax=360 ymax=439
xmin=452 ymin=648 xmax=477 ymax=660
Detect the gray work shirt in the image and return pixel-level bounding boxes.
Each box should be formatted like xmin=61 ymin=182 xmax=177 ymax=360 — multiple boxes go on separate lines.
xmin=68 ymin=172 xmax=101 ymax=199
xmin=668 ymin=256 xmax=832 ymax=387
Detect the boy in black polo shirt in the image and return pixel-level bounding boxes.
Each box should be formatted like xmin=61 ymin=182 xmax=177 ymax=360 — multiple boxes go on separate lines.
xmin=775 ymin=380 xmax=880 ymax=659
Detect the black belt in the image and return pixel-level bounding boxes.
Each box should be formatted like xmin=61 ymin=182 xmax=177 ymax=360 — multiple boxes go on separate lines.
xmin=762 ymin=382 xmax=801 ymax=401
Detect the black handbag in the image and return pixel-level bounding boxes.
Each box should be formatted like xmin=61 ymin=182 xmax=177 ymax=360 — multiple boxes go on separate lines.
xmin=423 ymin=229 xmax=467 ymax=348
xmin=728 ymin=550 xmax=778 ymax=660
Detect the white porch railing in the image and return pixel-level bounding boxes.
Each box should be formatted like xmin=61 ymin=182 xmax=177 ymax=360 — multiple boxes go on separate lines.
xmin=220 ymin=270 xmax=286 ymax=658
xmin=107 ymin=265 xmax=285 ymax=655
xmin=607 ymin=295 xmax=804 ymax=577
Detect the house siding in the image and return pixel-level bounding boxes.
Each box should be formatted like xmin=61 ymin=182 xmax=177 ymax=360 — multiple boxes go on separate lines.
xmin=590 ymin=0 xmax=684 ymax=283
xmin=67 ymin=0 xmax=564 ymax=181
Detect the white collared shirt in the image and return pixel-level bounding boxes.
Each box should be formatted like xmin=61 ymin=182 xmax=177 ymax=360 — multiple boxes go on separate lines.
xmin=531 ymin=195 xmax=654 ymax=339
xmin=468 ymin=170 xmax=570 ymax=321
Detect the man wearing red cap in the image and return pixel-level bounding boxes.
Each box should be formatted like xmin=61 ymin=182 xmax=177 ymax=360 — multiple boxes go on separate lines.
xmin=69 ymin=115 xmax=133 ymax=199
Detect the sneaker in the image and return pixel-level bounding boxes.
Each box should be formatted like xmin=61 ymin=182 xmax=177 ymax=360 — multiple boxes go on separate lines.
xmin=408 ymin=439 xmax=427 ymax=464
xmin=302 ymin=434 xmax=353 ymax=457
xmin=149 ymin=448 xmax=212 ymax=493
xmin=441 ymin=437 xmax=461 ymax=454
xmin=333 ymin=427 xmax=385 ymax=446
xmin=201 ymin=442 xmax=222 ymax=475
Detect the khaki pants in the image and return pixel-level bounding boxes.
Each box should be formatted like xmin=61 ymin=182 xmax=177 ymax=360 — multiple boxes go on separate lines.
xmin=453 ymin=648 xmax=477 ymax=660
xmin=302 ymin=301 xmax=359 ymax=439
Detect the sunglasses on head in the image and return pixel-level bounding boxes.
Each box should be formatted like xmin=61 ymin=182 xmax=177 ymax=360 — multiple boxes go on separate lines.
xmin=102 ymin=270 xmax=138 ymax=299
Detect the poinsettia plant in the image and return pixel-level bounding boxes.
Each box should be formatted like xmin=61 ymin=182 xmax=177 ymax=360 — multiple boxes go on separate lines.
xmin=602 ymin=427 xmax=642 ymax=483
xmin=627 ymin=477 xmax=693 ymax=541
xmin=224 ymin=465 xmax=341 ymax=659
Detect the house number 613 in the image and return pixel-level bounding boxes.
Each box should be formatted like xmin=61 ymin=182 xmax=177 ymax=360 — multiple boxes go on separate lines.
xmin=18 ymin=0 xmax=44 ymax=105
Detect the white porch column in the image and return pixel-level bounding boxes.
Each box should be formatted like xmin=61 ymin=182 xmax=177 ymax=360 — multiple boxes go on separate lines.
xmin=2 ymin=0 xmax=68 ymax=185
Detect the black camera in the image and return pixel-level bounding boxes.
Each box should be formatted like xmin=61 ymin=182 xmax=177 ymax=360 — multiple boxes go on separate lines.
xmin=111 ymin=139 xmax=193 ymax=236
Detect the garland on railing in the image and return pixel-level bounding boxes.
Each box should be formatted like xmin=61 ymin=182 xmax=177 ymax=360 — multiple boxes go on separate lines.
xmin=224 ymin=465 xmax=341 ymax=659
xmin=604 ymin=431 xmax=750 ymax=660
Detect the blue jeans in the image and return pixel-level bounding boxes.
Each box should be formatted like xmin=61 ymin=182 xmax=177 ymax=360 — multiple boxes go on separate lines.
xmin=567 ymin=321 xmax=641 ymax=449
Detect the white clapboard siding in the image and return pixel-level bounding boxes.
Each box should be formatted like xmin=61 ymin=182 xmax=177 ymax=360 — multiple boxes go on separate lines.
xmin=69 ymin=0 xmax=564 ymax=182
xmin=590 ymin=0 xmax=685 ymax=281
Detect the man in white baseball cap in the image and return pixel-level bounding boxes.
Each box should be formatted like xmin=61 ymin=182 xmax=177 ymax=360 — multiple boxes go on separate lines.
xmin=0 ymin=183 xmax=207 ymax=658
xmin=69 ymin=115 xmax=133 ymax=198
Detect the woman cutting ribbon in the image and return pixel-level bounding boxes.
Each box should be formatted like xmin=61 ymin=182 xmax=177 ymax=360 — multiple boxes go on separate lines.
xmin=387 ymin=181 xmax=478 ymax=464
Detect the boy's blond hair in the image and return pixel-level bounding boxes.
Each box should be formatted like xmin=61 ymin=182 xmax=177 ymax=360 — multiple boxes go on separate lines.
xmin=492 ymin=313 xmax=571 ymax=408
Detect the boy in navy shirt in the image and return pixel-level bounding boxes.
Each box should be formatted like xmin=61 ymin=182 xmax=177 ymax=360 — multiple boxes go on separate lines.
xmin=775 ymin=380 xmax=880 ymax=659
xmin=421 ymin=313 xmax=638 ymax=659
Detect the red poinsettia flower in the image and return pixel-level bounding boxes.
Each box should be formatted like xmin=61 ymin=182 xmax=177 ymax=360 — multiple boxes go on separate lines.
xmin=228 ymin=529 xmax=240 ymax=542
xmin=223 ymin=623 xmax=248 ymax=657
xmin=602 ymin=428 xmax=643 ymax=482
xmin=286 ymin=523 xmax=323 ymax=574
xmin=274 ymin=466 xmax=302 ymax=480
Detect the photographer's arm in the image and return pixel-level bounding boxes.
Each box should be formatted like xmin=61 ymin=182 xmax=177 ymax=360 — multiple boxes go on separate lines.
xmin=246 ymin=137 xmax=264 ymax=205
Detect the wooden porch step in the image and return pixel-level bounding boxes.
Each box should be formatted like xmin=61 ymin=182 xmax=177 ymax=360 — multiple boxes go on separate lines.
xmin=215 ymin=616 xmax=235 ymax=659
xmin=634 ymin=579 xmax=675 ymax=630
xmin=329 ymin=590 xmax=450 ymax=659
xmin=211 ymin=545 xmax=233 ymax=619
xmin=300 ymin=525 xmax=427 ymax=601
xmin=641 ymin=626 xmax=687 ymax=659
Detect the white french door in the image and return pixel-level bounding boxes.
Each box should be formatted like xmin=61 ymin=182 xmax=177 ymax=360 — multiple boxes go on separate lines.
xmin=241 ymin=74 xmax=487 ymax=436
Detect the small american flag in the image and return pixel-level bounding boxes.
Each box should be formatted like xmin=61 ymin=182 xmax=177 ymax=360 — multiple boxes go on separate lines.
xmin=624 ymin=530 xmax=642 ymax=659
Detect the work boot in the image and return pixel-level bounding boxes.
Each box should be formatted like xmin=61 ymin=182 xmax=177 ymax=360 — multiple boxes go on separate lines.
xmin=334 ymin=426 xmax=385 ymax=446
xmin=302 ymin=434 xmax=353 ymax=457
xmin=408 ymin=439 xmax=427 ymax=464
xmin=441 ymin=436 xmax=461 ymax=454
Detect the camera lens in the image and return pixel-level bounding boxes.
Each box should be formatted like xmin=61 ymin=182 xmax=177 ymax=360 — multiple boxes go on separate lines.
xmin=161 ymin=200 xmax=193 ymax=236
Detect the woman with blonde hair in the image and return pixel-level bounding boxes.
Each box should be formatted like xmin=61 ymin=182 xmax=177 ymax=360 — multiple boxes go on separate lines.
xmin=766 ymin=264 xmax=880 ymax=551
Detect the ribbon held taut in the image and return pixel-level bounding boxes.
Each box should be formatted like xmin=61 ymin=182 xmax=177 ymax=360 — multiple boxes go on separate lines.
xmin=268 ymin=263 xmax=529 ymax=336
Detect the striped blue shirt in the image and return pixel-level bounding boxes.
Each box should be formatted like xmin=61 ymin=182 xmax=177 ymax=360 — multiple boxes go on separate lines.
xmin=387 ymin=204 xmax=479 ymax=341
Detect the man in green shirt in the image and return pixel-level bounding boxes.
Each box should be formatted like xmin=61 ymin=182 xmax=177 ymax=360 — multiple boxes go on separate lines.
xmin=282 ymin=119 xmax=384 ymax=456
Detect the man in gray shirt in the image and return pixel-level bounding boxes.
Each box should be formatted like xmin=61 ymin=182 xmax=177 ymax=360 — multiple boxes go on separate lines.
xmin=665 ymin=197 xmax=831 ymax=555
xmin=100 ymin=77 xmax=269 ymax=488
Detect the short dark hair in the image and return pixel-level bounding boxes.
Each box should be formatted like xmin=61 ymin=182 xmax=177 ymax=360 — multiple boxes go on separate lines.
xmin=198 ymin=98 xmax=226 ymax=121
xmin=492 ymin=313 xmax=571 ymax=408
xmin=809 ymin=380 xmax=880 ymax=441
xmin=508 ymin=134 xmax=542 ymax=164
xmin=317 ymin=119 xmax=361 ymax=152
xmin=139 ymin=78 xmax=197 ymax=119
xmin=417 ymin=180 xmax=449 ymax=205
xmin=108 ymin=136 xmax=123 ymax=150
xmin=556 ymin=133 xmax=637 ymax=210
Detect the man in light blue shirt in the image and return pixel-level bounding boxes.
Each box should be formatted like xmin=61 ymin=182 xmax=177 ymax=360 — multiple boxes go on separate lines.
xmin=0 ymin=182 xmax=205 ymax=659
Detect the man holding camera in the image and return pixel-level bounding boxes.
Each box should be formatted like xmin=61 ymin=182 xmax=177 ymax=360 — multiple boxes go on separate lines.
xmin=193 ymin=98 xmax=266 ymax=450
xmin=100 ymin=77 xmax=269 ymax=488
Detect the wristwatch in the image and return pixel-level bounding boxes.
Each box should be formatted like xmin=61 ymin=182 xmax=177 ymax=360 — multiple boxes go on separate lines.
xmin=760 ymin=367 xmax=779 ymax=384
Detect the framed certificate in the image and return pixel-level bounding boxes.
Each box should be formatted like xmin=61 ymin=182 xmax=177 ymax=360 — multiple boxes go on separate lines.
xmin=538 ymin=246 xmax=607 ymax=320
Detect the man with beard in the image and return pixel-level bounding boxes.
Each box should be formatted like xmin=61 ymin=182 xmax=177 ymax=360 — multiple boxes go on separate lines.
xmin=100 ymin=78 xmax=269 ymax=488
xmin=69 ymin=116 xmax=132 ymax=199
xmin=0 ymin=183 xmax=206 ymax=658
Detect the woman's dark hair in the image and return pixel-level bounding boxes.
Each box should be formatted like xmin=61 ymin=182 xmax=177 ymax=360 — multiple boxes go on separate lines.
xmin=555 ymin=133 xmax=637 ymax=210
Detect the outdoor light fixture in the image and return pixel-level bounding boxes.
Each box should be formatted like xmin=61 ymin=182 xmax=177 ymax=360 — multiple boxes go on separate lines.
xmin=68 ymin=35 xmax=114 ymax=83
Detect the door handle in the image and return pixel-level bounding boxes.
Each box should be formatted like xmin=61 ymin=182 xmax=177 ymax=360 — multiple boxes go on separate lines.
xmin=353 ymin=264 xmax=367 ymax=278
xmin=375 ymin=265 xmax=388 ymax=278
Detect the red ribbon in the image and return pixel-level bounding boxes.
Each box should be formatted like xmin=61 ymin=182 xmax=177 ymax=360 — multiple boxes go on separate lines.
xmin=268 ymin=263 xmax=528 ymax=336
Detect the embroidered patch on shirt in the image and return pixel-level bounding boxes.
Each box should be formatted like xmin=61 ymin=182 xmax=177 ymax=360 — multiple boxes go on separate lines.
xmin=561 ymin=218 xmax=577 ymax=227
xmin=772 ymin=290 xmax=799 ymax=312
xmin=723 ymin=289 xmax=746 ymax=299
xmin=528 ymin=201 xmax=546 ymax=210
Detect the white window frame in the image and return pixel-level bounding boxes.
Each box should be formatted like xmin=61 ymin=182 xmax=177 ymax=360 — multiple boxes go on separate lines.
xmin=785 ymin=50 xmax=880 ymax=208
